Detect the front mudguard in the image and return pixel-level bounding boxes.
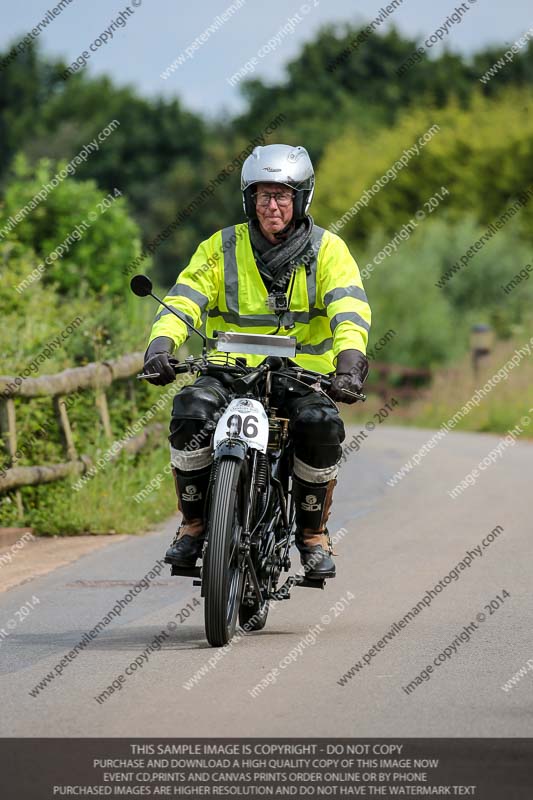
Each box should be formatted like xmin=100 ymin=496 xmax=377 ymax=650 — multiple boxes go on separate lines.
xmin=205 ymin=440 xmax=248 ymax=524
xmin=206 ymin=438 xmax=249 ymax=542
xmin=213 ymin=438 xmax=249 ymax=462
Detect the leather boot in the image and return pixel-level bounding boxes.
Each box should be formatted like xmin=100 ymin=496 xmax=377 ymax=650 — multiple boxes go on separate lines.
xmin=292 ymin=474 xmax=337 ymax=579
xmin=164 ymin=464 xmax=211 ymax=567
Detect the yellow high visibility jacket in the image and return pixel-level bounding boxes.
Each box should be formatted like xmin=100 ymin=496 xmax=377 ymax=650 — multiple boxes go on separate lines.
xmin=148 ymin=222 xmax=371 ymax=375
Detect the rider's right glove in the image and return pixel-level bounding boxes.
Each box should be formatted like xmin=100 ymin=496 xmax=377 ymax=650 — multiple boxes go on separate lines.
xmin=329 ymin=349 xmax=369 ymax=404
xmin=143 ymin=336 xmax=176 ymax=385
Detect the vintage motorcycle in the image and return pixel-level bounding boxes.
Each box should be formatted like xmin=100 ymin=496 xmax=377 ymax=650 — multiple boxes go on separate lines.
xmin=131 ymin=274 xmax=364 ymax=647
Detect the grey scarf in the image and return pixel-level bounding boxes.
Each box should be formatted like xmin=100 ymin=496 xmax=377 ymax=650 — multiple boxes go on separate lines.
xmin=248 ymin=215 xmax=314 ymax=292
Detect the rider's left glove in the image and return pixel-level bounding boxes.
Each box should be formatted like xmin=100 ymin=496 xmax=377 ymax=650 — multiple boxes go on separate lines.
xmin=143 ymin=336 xmax=176 ymax=386
xmin=329 ymin=349 xmax=369 ymax=404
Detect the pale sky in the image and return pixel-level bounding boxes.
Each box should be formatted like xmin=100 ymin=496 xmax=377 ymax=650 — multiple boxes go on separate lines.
xmin=2 ymin=0 xmax=532 ymax=116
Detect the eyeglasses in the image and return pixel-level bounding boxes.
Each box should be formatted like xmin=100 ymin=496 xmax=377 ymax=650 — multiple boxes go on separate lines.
xmin=254 ymin=190 xmax=294 ymax=208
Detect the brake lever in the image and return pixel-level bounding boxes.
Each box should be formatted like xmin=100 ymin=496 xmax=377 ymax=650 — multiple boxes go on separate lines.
xmin=137 ymin=371 xmax=161 ymax=379
xmin=330 ymin=388 xmax=367 ymax=402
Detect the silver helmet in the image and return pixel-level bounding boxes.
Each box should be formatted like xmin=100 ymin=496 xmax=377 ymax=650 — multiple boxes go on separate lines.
xmin=241 ymin=144 xmax=315 ymax=220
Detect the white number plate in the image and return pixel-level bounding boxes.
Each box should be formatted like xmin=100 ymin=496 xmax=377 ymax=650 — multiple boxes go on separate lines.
xmin=213 ymin=398 xmax=269 ymax=453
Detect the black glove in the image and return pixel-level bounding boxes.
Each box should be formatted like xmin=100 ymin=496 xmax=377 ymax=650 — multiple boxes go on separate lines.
xmin=329 ymin=349 xmax=369 ymax=404
xmin=143 ymin=336 xmax=176 ymax=386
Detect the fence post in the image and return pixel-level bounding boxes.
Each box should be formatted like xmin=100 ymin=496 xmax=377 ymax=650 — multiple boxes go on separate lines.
xmin=95 ymin=391 xmax=113 ymax=440
xmin=53 ymin=396 xmax=78 ymax=462
xmin=0 ymin=397 xmax=24 ymax=517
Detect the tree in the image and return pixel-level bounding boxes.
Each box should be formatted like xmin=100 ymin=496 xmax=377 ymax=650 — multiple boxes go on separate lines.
xmin=313 ymin=88 xmax=533 ymax=248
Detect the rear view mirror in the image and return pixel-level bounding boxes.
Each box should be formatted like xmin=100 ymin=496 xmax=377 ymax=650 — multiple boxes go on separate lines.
xmin=130 ymin=274 xmax=153 ymax=297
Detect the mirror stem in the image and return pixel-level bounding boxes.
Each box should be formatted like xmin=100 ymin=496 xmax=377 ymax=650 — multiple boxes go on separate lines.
xmin=149 ymin=291 xmax=207 ymax=347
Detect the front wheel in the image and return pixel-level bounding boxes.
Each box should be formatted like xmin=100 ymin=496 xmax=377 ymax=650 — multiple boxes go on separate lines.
xmin=203 ymin=457 xmax=246 ymax=647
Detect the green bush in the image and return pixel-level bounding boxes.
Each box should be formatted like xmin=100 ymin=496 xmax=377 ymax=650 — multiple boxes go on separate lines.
xmin=0 ymin=159 xmax=176 ymax=533
xmin=362 ymin=215 xmax=533 ymax=367
xmin=0 ymin=155 xmax=142 ymax=294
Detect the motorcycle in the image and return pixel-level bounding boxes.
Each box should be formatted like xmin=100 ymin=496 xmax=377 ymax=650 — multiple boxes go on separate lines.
xmin=131 ymin=274 xmax=365 ymax=647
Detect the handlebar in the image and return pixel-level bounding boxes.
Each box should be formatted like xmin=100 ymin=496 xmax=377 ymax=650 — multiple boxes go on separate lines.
xmin=137 ymin=356 xmax=366 ymax=402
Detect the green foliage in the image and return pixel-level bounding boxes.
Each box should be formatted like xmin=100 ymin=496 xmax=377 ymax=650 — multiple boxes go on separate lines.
xmin=233 ymin=26 xmax=468 ymax=159
xmin=434 ymin=217 xmax=533 ymax=335
xmin=0 ymin=445 xmax=176 ymax=535
xmin=314 ymin=89 xmax=533 ymax=248
xmin=0 ymin=155 xmax=142 ymax=294
xmin=0 ymin=239 xmax=86 ymax=369
xmin=0 ymin=162 xmax=164 ymax=522
xmin=0 ymin=42 xmax=64 ymax=175
xmin=362 ymin=214 xmax=532 ymax=367
xmin=363 ymin=220 xmax=466 ymax=368
xmin=233 ymin=25 xmax=533 ymax=159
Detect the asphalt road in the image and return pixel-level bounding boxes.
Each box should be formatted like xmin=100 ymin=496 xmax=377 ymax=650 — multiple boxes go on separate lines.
xmin=0 ymin=424 xmax=531 ymax=737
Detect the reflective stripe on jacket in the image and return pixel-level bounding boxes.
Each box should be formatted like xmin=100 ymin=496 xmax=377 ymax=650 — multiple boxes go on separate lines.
xmin=148 ymin=222 xmax=371 ymax=374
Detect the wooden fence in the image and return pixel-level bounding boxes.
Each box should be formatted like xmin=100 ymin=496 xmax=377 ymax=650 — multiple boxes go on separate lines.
xmin=0 ymin=352 xmax=164 ymax=514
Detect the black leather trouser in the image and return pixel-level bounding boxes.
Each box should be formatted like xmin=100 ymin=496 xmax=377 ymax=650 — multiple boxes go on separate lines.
xmin=168 ymin=374 xmax=345 ymax=474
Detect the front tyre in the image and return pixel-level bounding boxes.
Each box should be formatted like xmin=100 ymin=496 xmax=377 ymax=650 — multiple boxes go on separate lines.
xmin=204 ymin=457 xmax=246 ymax=647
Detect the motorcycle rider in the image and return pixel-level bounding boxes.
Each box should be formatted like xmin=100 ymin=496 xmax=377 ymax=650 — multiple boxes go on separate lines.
xmin=143 ymin=144 xmax=371 ymax=579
